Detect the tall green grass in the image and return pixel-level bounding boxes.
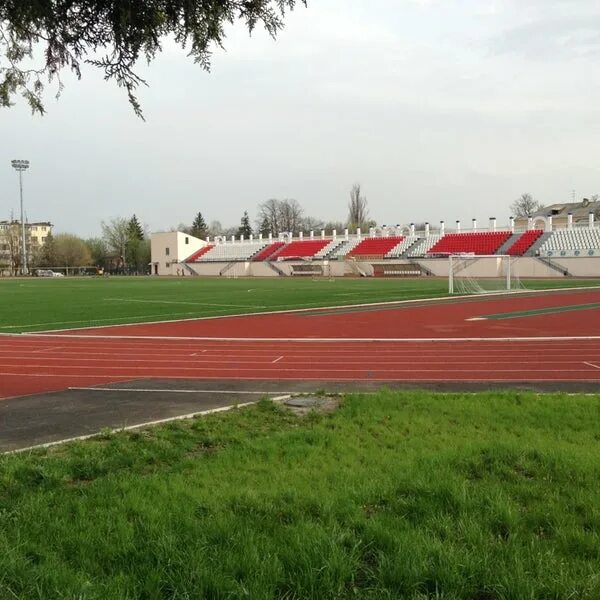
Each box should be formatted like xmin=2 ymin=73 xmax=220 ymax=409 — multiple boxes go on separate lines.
xmin=1 ymin=391 xmax=599 ymax=598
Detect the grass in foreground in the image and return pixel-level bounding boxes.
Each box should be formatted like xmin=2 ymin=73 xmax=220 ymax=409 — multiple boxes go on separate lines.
xmin=1 ymin=391 xmax=599 ymax=599
xmin=0 ymin=276 xmax=598 ymax=333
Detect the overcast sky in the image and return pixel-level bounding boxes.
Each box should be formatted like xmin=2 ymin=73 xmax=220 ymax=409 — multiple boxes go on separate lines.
xmin=2 ymin=0 xmax=600 ymax=237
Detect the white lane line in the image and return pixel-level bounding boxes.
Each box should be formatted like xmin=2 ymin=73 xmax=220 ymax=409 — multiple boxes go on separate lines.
xmin=32 ymin=346 xmax=63 ymax=354
xmin=20 ymin=334 xmax=600 ymax=342
xmin=68 ymin=387 xmax=296 ymax=394
xmin=3 ymin=395 xmax=291 ymax=455
xmin=272 ymin=356 xmax=284 ymax=364
xmin=583 ymin=361 xmax=600 ymax=370
xmin=465 ymin=317 xmax=486 ymax=321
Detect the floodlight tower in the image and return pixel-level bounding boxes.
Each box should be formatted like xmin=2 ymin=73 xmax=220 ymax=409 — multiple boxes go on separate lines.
xmin=11 ymin=159 xmax=30 ymax=275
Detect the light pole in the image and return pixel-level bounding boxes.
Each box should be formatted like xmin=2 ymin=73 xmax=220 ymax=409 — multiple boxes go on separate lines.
xmin=11 ymin=159 xmax=30 ymax=275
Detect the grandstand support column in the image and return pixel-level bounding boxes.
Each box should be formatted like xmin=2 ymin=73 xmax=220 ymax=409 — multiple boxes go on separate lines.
xmin=344 ymin=229 xmax=349 ymax=240
xmin=299 ymin=231 xmax=303 ymax=240
xmin=259 ymin=233 xmax=263 ymax=241
xmin=321 ymin=229 xmax=325 ymax=239
xmin=440 ymin=221 xmax=445 ymax=236
xmin=547 ymin=216 xmax=553 ymax=231
xmin=410 ymin=223 xmax=415 ymax=236
xmin=269 ymin=233 xmax=273 ymax=242
xmin=357 ymin=227 xmax=361 ymax=238
xmin=425 ymin=222 xmax=430 ymax=236
xmin=310 ymin=230 xmax=314 ymax=239
xmin=590 ymin=212 xmax=595 ymax=228
xmin=527 ymin=216 xmax=533 ymax=230
xmin=456 ymin=220 xmax=461 ymax=233
xmin=509 ymin=217 xmax=514 ymax=233
xmin=490 ymin=217 xmax=496 ymax=231
xmin=472 ymin=218 xmax=477 ymax=231
xmin=567 ymin=213 xmax=573 ymax=229
xmin=333 ymin=229 xmax=337 ymax=240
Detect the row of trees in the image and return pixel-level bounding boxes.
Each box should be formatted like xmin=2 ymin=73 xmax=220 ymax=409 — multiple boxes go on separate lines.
xmin=182 ymin=184 xmax=374 ymax=241
xmin=0 ymin=215 xmax=151 ymax=275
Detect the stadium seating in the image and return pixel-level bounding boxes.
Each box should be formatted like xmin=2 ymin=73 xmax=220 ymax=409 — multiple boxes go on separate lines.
xmin=506 ymin=229 xmax=543 ymax=256
xmin=195 ymin=241 xmax=270 ymax=262
xmin=313 ymin=239 xmax=346 ymax=259
xmin=427 ymin=231 xmax=511 ymax=256
xmin=348 ymin=236 xmax=404 ymax=258
xmin=407 ymin=235 xmax=442 ymax=257
xmin=252 ymin=241 xmax=286 ymax=261
xmin=330 ymin=238 xmax=362 ymax=258
xmin=185 ymin=245 xmax=215 ymax=262
xmin=386 ymin=236 xmax=419 ymax=258
xmin=538 ymin=228 xmax=600 ymax=256
xmin=275 ymin=239 xmax=330 ymax=260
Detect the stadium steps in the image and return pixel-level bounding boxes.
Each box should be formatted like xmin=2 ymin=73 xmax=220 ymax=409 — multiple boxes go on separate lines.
xmin=399 ymin=237 xmax=423 ymax=258
xmin=253 ymin=242 xmax=286 ymax=261
xmin=536 ymin=256 xmax=570 ymax=276
xmin=526 ymin=232 xmax=552 ymax=256
xmin=219 ymin=262 xmax=237 ymax=276
xmin=331 ymin=238 xmax=361 ymax=259
xmin=180 ymin=262 xmax=199 ymax=276
xmin=265 ymin=261 xmax=287 ymax=276
xmin=314 ymin=239 xmax=346 ymax=259
xmin=496 ymin=233 xmax=521 ymax=255
xmin=407 ymin=235 xmax=442 ymax=257
xmin=185 ymin=244 xmax=215 ymax=262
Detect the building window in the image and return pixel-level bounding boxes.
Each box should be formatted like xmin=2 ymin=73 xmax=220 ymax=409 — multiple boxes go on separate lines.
xmin=165 ymin=247 xmax=170 ymax=256
xmin=185 ymin=237 xmax=189 ymax=244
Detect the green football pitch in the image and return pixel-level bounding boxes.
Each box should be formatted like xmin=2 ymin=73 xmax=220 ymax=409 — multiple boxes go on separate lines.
xmin=1 ymin=276 xmax=599 ymax=333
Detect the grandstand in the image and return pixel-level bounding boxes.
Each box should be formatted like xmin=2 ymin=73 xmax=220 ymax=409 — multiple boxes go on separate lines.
xmin=150 ymin=210 xmax=600 ymax=278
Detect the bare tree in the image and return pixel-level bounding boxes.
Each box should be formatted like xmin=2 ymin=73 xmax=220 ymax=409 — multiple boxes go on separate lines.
xmin=278 ymin=199 xmax=304 ymax=233
xmin=510 ymin=193 xmax=544 ymax=217
xmin=101 ymin=217 xmax=130 ymax=263
xmin=257 ymin=199 xmax=281 ymax=235
xmin=348 ymin=184 xmax=369 ymax=232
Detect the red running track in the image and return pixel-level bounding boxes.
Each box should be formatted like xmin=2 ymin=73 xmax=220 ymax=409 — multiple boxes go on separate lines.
xmin=1 ymin=290 xmax=600 ymax=400
xmin=49 ymin=288 xmax=600 ymax=340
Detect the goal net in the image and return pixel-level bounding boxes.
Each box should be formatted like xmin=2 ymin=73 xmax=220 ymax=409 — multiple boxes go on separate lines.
xmin=448 ymin=254 xmax=523 ymax=295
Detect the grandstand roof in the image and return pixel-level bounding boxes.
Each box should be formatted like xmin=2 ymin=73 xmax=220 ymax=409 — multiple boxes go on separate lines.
xmin=529 ymin=200 xmax=600 ymax=220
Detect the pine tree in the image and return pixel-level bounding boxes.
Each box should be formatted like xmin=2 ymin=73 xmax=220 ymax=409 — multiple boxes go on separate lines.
xmin=128 ymin=214 xmax=144 ymax=241
xmin=39 ymin=231 xmax=57 ymax=267
xmin=191 ymin=212 xmax=208 ymax=239
xmin=237 ymin=211 xmax=253 ymax=238
xmin=259 ymin=216 xmax=271 ymax=237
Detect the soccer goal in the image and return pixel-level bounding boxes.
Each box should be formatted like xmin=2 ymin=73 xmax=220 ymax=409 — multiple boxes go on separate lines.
xmin=448 ymin=254 xmax=523 ymax=295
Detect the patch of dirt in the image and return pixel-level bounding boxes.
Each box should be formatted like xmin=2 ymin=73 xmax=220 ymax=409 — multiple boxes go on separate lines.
xmin=277 ymin=395 xmax=342 ymax=416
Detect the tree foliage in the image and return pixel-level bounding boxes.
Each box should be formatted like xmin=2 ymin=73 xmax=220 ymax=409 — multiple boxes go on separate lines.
xmin=0 ymin=1 xmax=304 ymax=117
xmin=257 ymin=198 xmax=303 ymax=234
xmin=128 ymin=214 xmax=144 ymax=241
xmin=511 ymin=193 xmax=544 ymax=218
xmin=53 ymin=233 xmax=92 ymax=266
xmin=101 ymin=217 xmax=129 ymax=260
xmin=191 ymin=212 xmax=208 ymax=239
xmin=237 ymin=211 xmax=253 ymax=238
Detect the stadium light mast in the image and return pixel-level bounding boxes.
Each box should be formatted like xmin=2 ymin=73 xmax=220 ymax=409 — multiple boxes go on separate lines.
xmin=11 ymin=159 xmax=30 ymax=275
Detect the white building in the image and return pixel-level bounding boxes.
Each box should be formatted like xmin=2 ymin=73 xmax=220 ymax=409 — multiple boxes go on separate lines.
xmin=150 ymin=231 xmax=205 ymax=275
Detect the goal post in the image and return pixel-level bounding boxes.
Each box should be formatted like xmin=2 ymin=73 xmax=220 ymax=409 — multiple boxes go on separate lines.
xmin=448 ymin=254 xmax=520 ymax=295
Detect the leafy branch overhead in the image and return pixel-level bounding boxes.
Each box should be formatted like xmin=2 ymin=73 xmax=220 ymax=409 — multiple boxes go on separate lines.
xmin=0 ymin=0 xmax=305 ymax=118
